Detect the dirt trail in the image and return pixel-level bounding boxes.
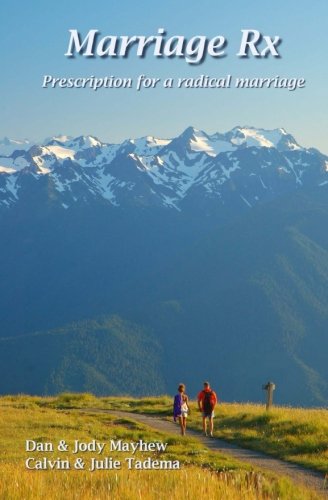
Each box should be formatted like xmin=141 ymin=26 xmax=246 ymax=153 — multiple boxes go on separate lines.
xmin=81 ymin=408 xmax=327 ymax=496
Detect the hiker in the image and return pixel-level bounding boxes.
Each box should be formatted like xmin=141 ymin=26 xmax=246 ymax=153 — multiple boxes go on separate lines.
xmin=173 ymin=383 xmax=190 ymax=436
xmin=197 ymin=381 xmax=217 ymax=437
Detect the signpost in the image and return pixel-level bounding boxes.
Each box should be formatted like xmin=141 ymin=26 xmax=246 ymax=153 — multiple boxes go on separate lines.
xmin=262 ymin=382 xmax=276 ymax=410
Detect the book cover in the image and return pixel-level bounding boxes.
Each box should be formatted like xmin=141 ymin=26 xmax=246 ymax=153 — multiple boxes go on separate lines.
xmin=0 ymin=1 xmax=327 ymax=498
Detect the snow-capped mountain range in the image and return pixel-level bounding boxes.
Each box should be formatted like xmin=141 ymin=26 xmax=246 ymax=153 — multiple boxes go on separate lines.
xmin=1 ymin=126 xmax=327 ymax=212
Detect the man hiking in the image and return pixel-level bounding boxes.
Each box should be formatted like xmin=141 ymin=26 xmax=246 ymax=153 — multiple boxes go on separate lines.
xmin=197 ymin=381 xmax=217 ymax=437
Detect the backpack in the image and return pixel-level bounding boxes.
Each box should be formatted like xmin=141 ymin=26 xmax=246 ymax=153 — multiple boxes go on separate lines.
xmin=203 ymin=390 xmax=214 ymax=413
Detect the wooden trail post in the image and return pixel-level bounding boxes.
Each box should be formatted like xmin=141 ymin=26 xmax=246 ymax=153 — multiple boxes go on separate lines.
xmin=262 ymin=381 xmax=276 ymax=410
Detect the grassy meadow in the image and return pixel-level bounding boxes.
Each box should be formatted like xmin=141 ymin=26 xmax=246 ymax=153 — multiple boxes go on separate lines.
xmin=0 ymin=393 xmax=326 ymax=499
xmin=50 ymin=393 xmax=327 ymax=474
xmin=35 ymin=392 xmax=328 ymax=474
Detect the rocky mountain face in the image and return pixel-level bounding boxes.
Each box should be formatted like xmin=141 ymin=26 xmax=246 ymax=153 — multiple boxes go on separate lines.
xmin=1 ymin=127 xmax=327 ymax=214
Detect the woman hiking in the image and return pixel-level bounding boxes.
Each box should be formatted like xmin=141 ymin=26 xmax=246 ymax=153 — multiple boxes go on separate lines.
xmin=173 ymin=383 xmax=190 ymax=436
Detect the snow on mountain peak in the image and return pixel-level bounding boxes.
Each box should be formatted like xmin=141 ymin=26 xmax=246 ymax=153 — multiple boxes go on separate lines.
xmin=1 ymin=126 xmax=324 ymax=213
xmin=45 ymin=135 xmax=73 ymax=144
xmin=0 ymin=126 xmax=322 ymax=211
xmin=169 ymin=127 xmax=214 ymax=156
xmin=227 ymin=126 xmax=301 ymax=151
xmin=129 ymin=135 xmax=171 ymax=155
xmin=230 ymin=127 xmax=280 ymax=148
xmin=65 ymin=135 xmax=103 ymax=150
xmin=0 ymin=137 xmax=32 ymax=156
xmin=169 ymin=125 xmax=303 ymax=158
xmin=45 ymin=135 xmax=103 ymax=150
xmin=41 ymin=145 xmax=76 ymax=160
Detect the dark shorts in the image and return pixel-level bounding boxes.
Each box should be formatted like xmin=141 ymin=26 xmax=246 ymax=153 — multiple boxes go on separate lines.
xmin=203 ymin=411 xmax=214 ymax=418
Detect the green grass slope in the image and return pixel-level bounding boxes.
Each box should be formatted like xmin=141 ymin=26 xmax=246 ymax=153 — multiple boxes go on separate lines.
xmin=0 ymin=394 xmax=323 ymax=499
xmin=0 ymin=316 xmax=164 ymax=396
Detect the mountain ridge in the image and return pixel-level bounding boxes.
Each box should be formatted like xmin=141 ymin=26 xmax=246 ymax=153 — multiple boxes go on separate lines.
xmin=1 ymin=126 xmax=327 ymax=214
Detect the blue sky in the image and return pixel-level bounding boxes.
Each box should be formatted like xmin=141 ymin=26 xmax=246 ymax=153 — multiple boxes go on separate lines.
xmin=1 ymin=0 xmax=328 ymax=153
